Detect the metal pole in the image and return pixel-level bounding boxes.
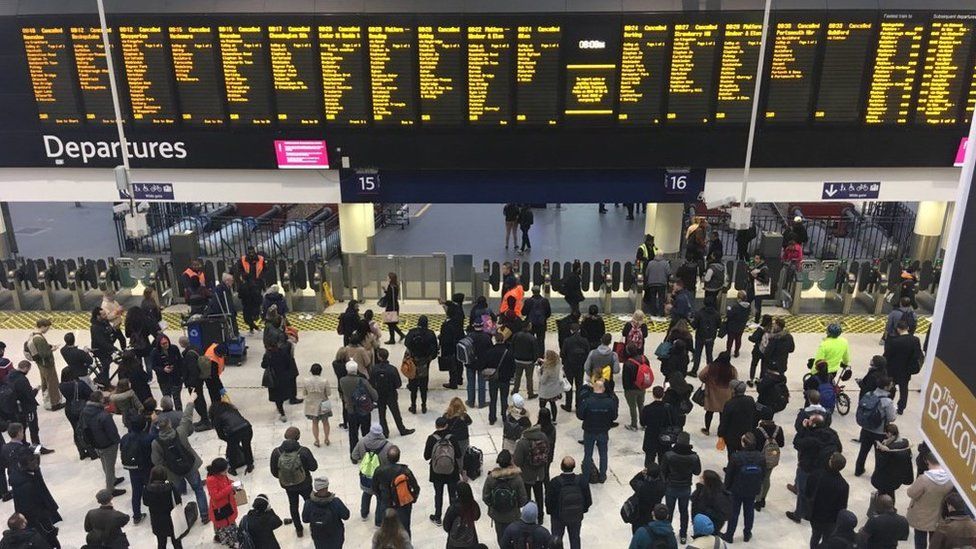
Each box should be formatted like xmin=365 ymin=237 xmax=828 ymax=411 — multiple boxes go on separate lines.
xmin=95 ymin=0 xmax=135 ymax=214
xmin=739 ymin=0 xmax=773 ymax=206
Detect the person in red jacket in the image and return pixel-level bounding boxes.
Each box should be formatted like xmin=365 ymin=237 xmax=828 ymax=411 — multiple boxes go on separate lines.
xmin=205 ymin=457 xmax=241 ymax=546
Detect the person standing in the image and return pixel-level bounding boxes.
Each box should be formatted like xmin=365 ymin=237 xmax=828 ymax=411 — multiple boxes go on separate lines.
xmin=884 ymin=297 xmax=918 ymax=340
xmin=351 ymin=423 xmax=393 ymax=525
xmin=857 ymin=494 xmax=910 ymax=548
xmin=119 ymin=414 xmax=154 ymax=524
xmin=630 ymin=504 xmax=679 ymax=548
xmin=643 ymin=254 xmax=671 ymax=319
xmin=752 ymin=417 xmax=784 ymax=511
xmin=806 ymin=452 xmax=850 ymax=548
xmin=763 ymin=317 xmax=795 ymax=378
xmin=270 ymin=426 xmax=318 ymax=538
xmin=58 ymin=363 xmax=95 ymax=460
xmin=262 ymin=342 xmax=300 ymax=423
xmin=25 ymin=319 xmax=62 ymax=411
xmin=370 ymin=349 xmax=414 ymax=439
xmin=501 ymin=502 xmax=551 ymax=547
xmin=813 ymin=323 xmax=851 ymax=378
xmin=536 ymin=351 xmax=564 ymax=422
xmin=721 ymin=433 xmax=765 ymax=544
xmin=870 ymin=424 xmax=914 ymax=504
xmin=930 ymin=492 xmax=976 ymax=548
xmin=79 ymin=391 xmax=126 ymax=497
xmin=483 ymin=449 xmax=528 ymax=546
xmin=150 ymin=336 xmax=183 ymax=411
xmin=787 ymin=414 xmax=842 ymax=524
xmin=335 ymin=332 xmax=373 ymax=378
xmin=302 ymin=363 xmax=333 ymax=447
xmin=883 ymin=321 xmax=923 ymax=415
xmin=577 ymin=380 xmax=618 ymax=483
xmin=698 ymin=352 xmax=738 ymax=436
xmin=717 ymin=381 xmax=756 ymax=455
xmin=240 ymin=494 xmax=283 ymax=549
xmin=303 ymin=476 xmax=351 ymax=549
xmin=504 ymin=203 xmax=520 ymax=250
xmin=382 ymin=273 xmax=406 ymax=344
xmin=83 ymin=489 xmax=130 ymax=548
xmin=544 ymin=456 xmax=590 ymax=549
xmin=337 ymin=300 xmax=361 ymax=347
xmin=513 ymin=417 xmax=552 ymax=522
xmin=523 ymin=287 xmax=551 ymax=351
xmin=236 ymin=247 xmax=266 ymax=334
xmin=723 ymin=292 xmax=750 ymax=357
xmin=443 ymin=481 xmax=482 ymax=548
xmin=486 ymin=334 xmax=515 ymax=426
xmin=204 ymin=458 xmax=241 ymax=547
xmin=150 ymin=404 xmax=210 ymax=525
xmin=339 ymin=360 xmax=378 ymax=450
xmin=746 ymin=255 xmax=769 ymax=324
xmin=854 ymin=376 xmax=898 ymax=477
xmin=142 ymin=466 xmax=182 ymax=549
xmin=559 ymin=262 xmax=585 ymax=315
xmin=735 ymin=225 xmax=757 ymax=262
xmin=511 ymin=325 xmax=539 ymax=399
xmin=691 ymin=298 xmax=720 ymax=375
xmin=371 ymin=445 xmax=420 ymax=538
xmin=906 ymin=453 xmax=955 ymax=549
xmin=404 ymin=315 xmax=439 ymax=414
xmin=517 ymin=205 xmax=534 ymax=255
xmin=559 ymin=324 xmax=589 ymax=413
xmin=8 ymin=362 xmax=51 ymax=452
xmin=640 ymin=386 xmax=674 ymax=467
xmin=668 ymin=280 xmax=694 ymax=330
xmin=583 ymin=333 xmax=619 ymax=393
xmin=424 ymin=417 xmax=462 ymax=526
xmin=702 ymin=252 xmax=726 ymax=304
xmin=662 ymin=432 xmax=702 ymax=544
xmin=8 ymin=443 xmax=61 ymax=549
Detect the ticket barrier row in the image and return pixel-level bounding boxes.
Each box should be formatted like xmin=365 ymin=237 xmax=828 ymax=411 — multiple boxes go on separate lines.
xmin=0 ymin=257 xmax=128 ymax=312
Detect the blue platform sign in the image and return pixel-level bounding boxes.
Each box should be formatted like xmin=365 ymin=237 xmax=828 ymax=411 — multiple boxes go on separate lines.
xmin=119 ymin=182 xmax=175 ymax=201
xmin=822 ymin=181 xmax=880 ymax=200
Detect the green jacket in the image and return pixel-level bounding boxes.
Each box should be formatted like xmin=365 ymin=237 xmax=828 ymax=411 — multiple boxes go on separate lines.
xmin=28 ymin=332 xmax=55 ymax=368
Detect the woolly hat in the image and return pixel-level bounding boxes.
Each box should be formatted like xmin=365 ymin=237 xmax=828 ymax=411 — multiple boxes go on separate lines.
xmin=345 ymin=360 xmax=358 ymax=374
xmin=693 ymin=513 xmax=714 ymax=536
xmin=521 ymin=501 xmax=539 ymax=523
xmin=511 ymin=393 xmax=525 ymax=409
xmin=313 ymin=477 xmax=329 ymax=492
xmin=370 ymin=422 xmax=383 ymax=436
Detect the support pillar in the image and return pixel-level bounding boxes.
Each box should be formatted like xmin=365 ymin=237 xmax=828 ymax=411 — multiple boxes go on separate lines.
xmin=653 ymin=203 xmax=683 ymax=255
xmin=912 ymin=201 xmax=947 ymax=261
xmin=939 ymin=202 xmax=955 ymax=257
xmin=644 ymin=204 xmax=657 ymax=237
xmin=338 ymin=203 xmax=373 ymax=254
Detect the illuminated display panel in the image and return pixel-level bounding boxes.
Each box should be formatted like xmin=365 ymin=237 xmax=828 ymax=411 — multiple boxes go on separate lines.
xmin=865 ymin=14 xmax=925 ymax=124
xmin=515 ymin=24 xmax=561 ymax=125
xmin=119 ymin=25 xmax=178 ymax=125
xmin=368 ymin=25 xmax=416 ymax=126
xmin=418 ymin=25 xmax=463 ymax=125
xmin=21 ymin=26 xmax=81 ymax=125
xmin=218 ymin=25 xmax=274 ymax=126
xmin=764 ymin=20 xmax=821 ymax=123
xmin=815 ymin=19 xmax=874 ymax=122
xmin=618 ymin=22 xmax=667 ymax=125
xmin=169 ymin=25 xmax=225 ymax=126
xmin=269 ymin=25 xmax=320 ymax=126
xmin=318 ymin=24 xmax=368 ymax=125
xmin=468 ymin=25 xmax=513 ymax=125
xmin=668 ymin=23 xmax=718 ymax=124
xmin=715 ymin=21 xmax=762 ymax=123
xmin=915 ymin=16 xmax=974 ymax=125
xmin=70 ymin=26 xmax=115 ymax=125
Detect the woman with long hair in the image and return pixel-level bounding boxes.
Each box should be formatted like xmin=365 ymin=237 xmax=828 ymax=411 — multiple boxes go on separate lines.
xmin=536 ymin=408 xmax=556 ymax=478
xmin=372 ymin=507 xmax=412 ymax=549
xmin=205 ymin=457 xmax=240 ymax=547
xmin=142 ymin=466 xmax=182 ymax=548
xmin=209 ymin=400 xmax=255 ymax=475
xmin=691 ymin=470 xmax=733 ymax=533
xmin=383 ymin=272 xmax=406 ymax=344
xmin=141 ymin=286 xmax=163 ymax=331
xmin=442 ymin=481 xmax=482 ymax=548
xmin=697 ymin=351 xmax=738 ymax=436
xmin=536 ymin=350 xmax=564 ymax=422
xmin=444 ymin=397 xmax=473 ymax=472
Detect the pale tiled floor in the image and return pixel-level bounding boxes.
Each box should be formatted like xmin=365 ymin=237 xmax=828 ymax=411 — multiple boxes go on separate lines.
xmin=6 ymin=321 xmax=922 ymax=548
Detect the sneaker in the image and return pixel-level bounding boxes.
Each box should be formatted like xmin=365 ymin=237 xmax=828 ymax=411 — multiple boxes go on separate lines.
xmin=785 ymin=511 xmax=801 ymax=524
xmin=39 ymin=447 xmax=54 ymax=455
xmin=279 ymin=414 xmax=287 ymax=423
xmin=133 ymin=513 xmax=145 ymax=525
xmin=400 ymin=429 xmax=416 ymax=436
xmin=111 ymin=489 xmax=126 ymax=497
xmin=429 ymin=514 xmax=442 ymax=526
xmin=114 ymin=477 xmax=125 ymax=486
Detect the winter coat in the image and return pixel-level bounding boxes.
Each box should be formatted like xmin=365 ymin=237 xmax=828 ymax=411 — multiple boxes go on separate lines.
xmin=858 ymin=510 xmax=910 ymax=548
xmin=150 ymin=344 xmax=183 ymax=387
xmin=7 ymin=371 xmax=37 ymax=414
xmin=501 ymin=520 xmax=551 ymax=548
xmin=261 ymin=291 xmax=288 ymax=319
xmin=351 ymin=431 xmax=393 ymax=472
xmin=717 ymin=394 xmax=756 ymax=452
xmin=862 ymin=388 xmax=898 ymax=436
xmin=644 ymin=258 xmax=670 ymax=286
xmin=302 ymin=492 xmax=350 ymax=549
xmin=661 ymin=443 xmax=701 ymax=489
xmin=335 ymin=344 xmax=373 ymax=377
xmin=536 ymin=365 xmax=563 ymax=400
xmin=724 ymin=301 xmax=750 ymax=335
xmin=0 ymin=527 xmax=50 ymax=549
xmin=793 ymin=425 xmax=842 ymax=473
xmin=640 ymin=401 xmax=675 ymax=452
xmin=560 ymin=334 xmax=590 ymax=374
xmin=583 ymin=345 xmax=620 ymax=383
xmin=883 ymin=333 xmax=923 ymax=383
xmin=270 ymin=439 xmax=318 ymax=493
xmin=424 ymin=431 xmax=462 ymax=484
xmin=151 ymin=403 xmax=203 ymax=484
xmin=510 ymin=331 xmax=538 ymax=363
xmin=482 ymin=465 xmax=528 ymax=524
xmin=576 ymin=386 xmax=619 ymax=434
xmin=443 ymin=501 xmax=482 ymax=548
xmin=698 ymin=363 xmax=737 ymax=413
xmin=907 ymin=469 xmax=956 ymax=532
xmin=807 ymin=469 xmax=850 ymax=524
xmin=524 ymin=295 xmax=551 ymax=328
xmin=545 ymin=472 xmax=591 ymax=523
xmin=871 ymin=437 xmax=914 ymax=495
xmin=446 ymin=413 xmax=472 ymax=443
xmin=580 ymin=315 xmax=606 ymax=350
xmin=9 ymin=466 xmax=61 ymax=528
xmin=83 ymin=505 xmax=130 ymax=548
xmin=692 ymin=307 xmax=720 ymax=341
xmin=142 ymin=480 xmax=177 ymax=538
xmin=405 ymin=327 xmax=439 ymax=368
xmin=302 ymin=376 xmax=330 ymax=418
xmin=690 ymin=485 xmax=732 ymax=531
xmin=559 ymin=272 xmax=584 ymax=307
xmin=724 ymin=450 xmax=765 ymax=498
xmin=512 ymin=425 xmax=552 ymax=484
xmin=763 ymin=331 xmax=795 ymax=374
xmin=339 ymin=374 xmax=378 ymax=415
xmin=109 ymin=390 xmax=143 ymax=420
xmin=482 ymin=343 xmax=516 ymax=383
xmin=205 ymin=473 xmax=237 ymax=528
xmin=80 ymin=401 xmax=120 ymax=450
xmin=243 ymin=507 xmax=283 ymax=549
xmin=629 ymin=520 xmax=679 ymax=549
xmin=930 ymin=513 xmax=976 ymax=549
xmin=212 ymin=407 xmax=251 ymax=442
xmin=628 ymin=470 xmax=667 ymax=527
xmin=262 ymin=346 xmax=299 ymax=403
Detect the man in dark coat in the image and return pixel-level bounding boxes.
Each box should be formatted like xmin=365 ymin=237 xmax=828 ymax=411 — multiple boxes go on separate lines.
xmin=883 ymin=320 xmax=923 ymax=414
xmin=523 ymin=287 xmax=552 ymax=353
xmin=7 ymin=362 xmax=46 ymax=450
xmin=856 ymin=494 xmax=910 ymax=548
xmin=640 ymin=387 xmax=675 ymax=467
xmin=787 ymin=415 xmax=842 ymax=524
xmin=262 ymin=345 xmax=300 ymax=421
xmin=8 ymin=447 xmax=60 ymax=549
xmin=370 ymin=348 xmax=414 ymax=438
xmin=722 ymin=433 xmax=766 ymax=544
xmin=762 ymin=318 xmax=795 ymax=376
xmin=83 ymin=489 xmax=130 ymax=548
xmin=560 ymin=324 xmax=590 ymax=412
xmin=438 ymin=293 xmax=466 ymax=389
xmin=717 ymin=381 xmax=756 ymax=454
xmin=807 ymin=452 xmax=850 ymax=547
xmin=0 ymin=512 xmax=51 ymax=548
xmin=338 ymin=301 xmax=361 ymax=347
xmin=403 ymin=315 xmax=439 ymax=414
xmin=79 ymin=391 xmax=125 ymax=497
xmin=545 ymin=457 xmax=592 ymax=549
xmin=59 ymin=332 xmax=93 ymax=382
xmin=270 ymin=427 xmax=319 ymax=538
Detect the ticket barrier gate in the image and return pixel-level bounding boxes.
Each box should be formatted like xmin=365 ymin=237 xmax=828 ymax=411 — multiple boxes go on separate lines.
xmin=854 ymin=260 xmax=887 ymax=315
xmin=785 ymin=260 xmax=818 ymax=315
xmin=838 ymin=261 xmax=859 ymax=315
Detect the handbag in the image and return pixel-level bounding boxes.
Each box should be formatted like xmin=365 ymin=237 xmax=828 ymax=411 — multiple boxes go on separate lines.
xmin=692 ymin=385 xmax=706 ymax=407
xmin=560 ymin=377 xmax=572 ymax=392
xmin=171 ymin=502 xmax=193 ymax=539
xmin=261 ymin=367 xmax=276 ymax=389
xmin=383 ymin=310 xmax=399 ymax=323
xmin=213 ymin=503 xmax=234 ymax=521
xmin=377 ymin=295 xmax=389 ymax=309
xmin=234 ymin=488 xmax=249 ymax=506
xmin=654 ymin=340 xmax=673 ymax=360
xmin=319 ymin=399 xmax=332 ymax=416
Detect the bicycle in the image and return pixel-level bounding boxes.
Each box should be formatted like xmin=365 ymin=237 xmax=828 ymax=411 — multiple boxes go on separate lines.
xmin=802 ymin=365 xmax=852 ymax=416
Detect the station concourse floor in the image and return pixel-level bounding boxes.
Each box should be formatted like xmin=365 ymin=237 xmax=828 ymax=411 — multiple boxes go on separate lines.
xmin=1 ymin=306 xmax=926 ymax=548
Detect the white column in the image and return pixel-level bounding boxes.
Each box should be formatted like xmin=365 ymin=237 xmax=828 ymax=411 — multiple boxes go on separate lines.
xmin=644 ymin=203 xmax=657 ymax=236
xmin=653 ymin=203 xmax=683 ymax=255
xmin=940 ymin=202 xmax=955 ymax=254
xmin=338 ymin=203 xmax=372 ymax=254
xmin=912 ymin=201 xmax=947 ymax=261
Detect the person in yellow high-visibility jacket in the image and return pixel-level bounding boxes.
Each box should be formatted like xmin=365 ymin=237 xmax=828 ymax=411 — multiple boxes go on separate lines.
xmin=812 ymin=323 xmax=850 ymax=376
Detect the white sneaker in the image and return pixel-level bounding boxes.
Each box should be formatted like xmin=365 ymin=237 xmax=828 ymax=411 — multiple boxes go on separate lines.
xmin=747 ymin=322 xmax=760 ymax=329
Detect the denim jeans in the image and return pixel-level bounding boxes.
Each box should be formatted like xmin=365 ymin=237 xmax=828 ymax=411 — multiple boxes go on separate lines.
xmin=793 ymin=468 xmax=810 ymax=517
xmin=666 ymin=485 xmax=692 ymax=537
xmin=488 ymin=379 xmax=510 ymax=424
xmin=130 ymin=467 xmax=150 ymax=517
xmin=726 ymin=494 xmax=756 ymax=539
xmin=176 ymin=469 xmax=210 ymax=519
xmin=582 ymin=431 xmax=609 ymax=479
xmin=465 ymin=367 xmax=485 ymax=407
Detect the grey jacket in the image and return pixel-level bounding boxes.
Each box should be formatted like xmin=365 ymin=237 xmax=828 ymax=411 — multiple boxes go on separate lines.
xmin=644 ymin=259 xmax=671 ymax=286
xmin=583 ymin=345 xmax=620 ymax=382
xmin=351 ymin=431 xmax=393 ymax=468
xmin=150 ymin=403 xmax=202 ymax=484
xmin=536 ymin=365 xmax=564 ymax=400
xmin=863 ymin=388 xmax=897 ymax=435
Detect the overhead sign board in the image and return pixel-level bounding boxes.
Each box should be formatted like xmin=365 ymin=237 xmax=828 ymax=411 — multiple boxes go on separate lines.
xmin=118 ymin=182 xmax=174 ymax=201
xmin=822 ymin=181 xmax=880 ymax=200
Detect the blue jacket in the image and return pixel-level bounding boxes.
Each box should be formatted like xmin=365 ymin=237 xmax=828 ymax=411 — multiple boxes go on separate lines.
xmin=80 ymin=401 xmax=120 ymax=450
xmin=630 ymin=520 xmax=679 ymax=549
xmin=671 ymin=289 xmax=693 ymax=321
xmin=576 ymin=386 xmax=619 ymax=434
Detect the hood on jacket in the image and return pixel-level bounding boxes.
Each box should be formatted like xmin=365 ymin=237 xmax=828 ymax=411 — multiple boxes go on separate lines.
xmin=873 ymin=388 xmax=892 ymax=398
xmin=646 ymin=520 xmax=675 ymax=537
xmin=834 ymin=509 xmax=858 ymax=534
xmin=310 ymin=491 xmax=335 ymax=505
xmin=489 ymin=465 xmax=522 ymax=480
xmin=594 ymin=345 xmax=612 ymax=355
xmin=279 ymin=439 xmax=301 ymax=452
xmin=671 ymin=442 xmax=694 ymax=455
xmin=360 ymin=432 xmax=389 ymax=452
xmin=924 ymin=468 xmax=952 ymax=485
xmin=156 ymin=425 xmax=177 ymax=442
xmin=520 ymin=425 xmax=545 ymax=441
xmin=804 ymin=404 xmax=827 ymax=415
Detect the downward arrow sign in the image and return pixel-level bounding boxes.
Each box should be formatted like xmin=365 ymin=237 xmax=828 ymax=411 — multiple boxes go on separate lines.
xmin=824 ymin=184 xmax=838 ymax=198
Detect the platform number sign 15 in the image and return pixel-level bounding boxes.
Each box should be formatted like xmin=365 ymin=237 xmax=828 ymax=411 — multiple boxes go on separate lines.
xmin=664 ymin=169 xmax=690 ymax=195
xmin=356 ymin=171 xmax=380 ymax=196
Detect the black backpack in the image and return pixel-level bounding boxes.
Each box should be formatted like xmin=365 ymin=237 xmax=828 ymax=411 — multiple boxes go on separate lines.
xmin=489 ymin=478 xmax=519 ymax=514
xmin=371 ymin=367 xmax=394 ymax=394
xmin=770 ymin=381 xmax=790 ymax=413
xmin=161 ymin=436 xmax=194 ymax=476
xmin=120 ymin=433 xmax=144 ymax=470
xmin=0 ymin=382 xmax=19 ymax=420
xmin=557 ymin=480 xmax=586 ymax=523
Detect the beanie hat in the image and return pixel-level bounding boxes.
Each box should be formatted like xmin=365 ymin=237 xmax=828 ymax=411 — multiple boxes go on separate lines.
xmin=313 ymin=477 xmax=329 ymax=492
xmin=370 ymin=423 xmax=383 ymax=436
xmin=521 ymin=501 xmax=539 ymax=523
xmin=511 ymin=393 xmax=525 ymax=409
xmin=253 ymin=494 xmax=269 ymax=511
xmin=345 ymin=360 xmax=358 ymax=374
xmin=693 ymin=513 xmax=715 ymax=536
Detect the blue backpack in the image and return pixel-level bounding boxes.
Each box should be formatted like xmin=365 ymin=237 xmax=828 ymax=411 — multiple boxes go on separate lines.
xmin=856 ymin=392 xmax=885 ymax=430
xmin=818 ymin=380 xmax=836 ymax=411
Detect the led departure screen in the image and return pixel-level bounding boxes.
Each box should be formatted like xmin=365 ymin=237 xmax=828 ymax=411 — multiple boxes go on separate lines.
xmin=968 ymin=60 xmax=976 ymax=123
xmin=866 ymin=14 xmax=925 ymax=124
xmin=70 ymin=26 xmax=115 ymax=124
xmin=764 ymin=20 xmax=821 ymax=123
xmin=119 ymin=26 xmax=177 ymax=125
xmin=468 ymin=25 xmax=512 ymax=125
xmin=815 ymin=19 xmax=874 ymax=122
xmin=169 ymin=26 xmax=225 ymax=126
xmin=268 ymin=25 xmax=320 ymax=126
xmin=915 ymin=16 xmax=974 ymax=125
xmin=418 ymin=25 xmax=463 ymax=125
xmin=368 ymin=25 xmax=416 ymax=125
xmin=318 ymin=25 xmax=368 ymax=125
xmin=668 ymin=23 xmax=718 ymax=123
xmin=716 ymin=21 xmax=762 ymax=123
xmin=515 ymin=25 xmax=561 ymax=125
xmin=618 ymin=23 xmax=667 ymax=125
xmin=219 ymin=25 xmax=274 ymax=125
xmin=21 ymin=26 xmax=81 ymax=125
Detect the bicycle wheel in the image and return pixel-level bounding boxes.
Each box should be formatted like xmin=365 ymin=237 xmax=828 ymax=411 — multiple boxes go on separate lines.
xmin=836 ymin=392 xmax=851 ymax=416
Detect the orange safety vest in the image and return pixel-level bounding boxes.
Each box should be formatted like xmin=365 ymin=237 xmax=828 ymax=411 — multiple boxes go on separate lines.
xmin=183 ymin=268 xmax=205 ymax=286
xmin=499 ymin=285 xmax=524 ymax=316
xmin=240 ymin=255 xmax=265 ymax=278
xmin=205 ymin=343 xmax=226 ymax=376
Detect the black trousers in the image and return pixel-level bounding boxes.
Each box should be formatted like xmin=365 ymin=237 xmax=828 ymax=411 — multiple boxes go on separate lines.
xmin=446 ymin=356 xmax=463 ymax=386
xmin=531 ymin=323 xmax=547 ymax=356
xmin=890 ymin=377 xmax=910 ymax=413
xmin=286 ymin=484 xmax=311 ymax=532
xmin=856 ymin=429 xmax=886 ymax=474
xmin=520 ymin=226 xmax=531 ymax=251
xmin=225 ymin=425 xmax=254 ymax=469
xmin=564 ymin=368 xmax=584 ymax=410
xmin=19 ymin=412 xmax=40 ymax=445
xmin=525 ymin=480 xmax=546 ymax=517
xmin=810 ymin=521 xmax=835 ymax=548
xmin=408 ymin=376 xmax=429 ymax=409
xmin=378 ymin=395 xmax=408 ymax=437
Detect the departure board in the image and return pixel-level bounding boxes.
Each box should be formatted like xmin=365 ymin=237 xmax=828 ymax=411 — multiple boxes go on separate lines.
xmin=968 ymin=60 xmax=976 ymax=123
xmin=219 ymin=26 xmax=274 ymax=125
xmin=668 ymin=23 xmax=719 ymax=123
xmin=70 ymin=27 xmax=115 ymax=124
xmin=318 ymin=25 xmax=368 ymax=125
xmin=618 ymin=23 xmax=668 ymax=125
xmin=368 ymin=25 xmax=416 ymax=125
xmin=119 ymin=26 xmax=177 ymax=125
xmin=715 ymin=21 xmax=762 ymax=123
xmin=468 ymin=26 xmax=512 ymax=125
xmin=268 ymin=25 xmax=320 ymax=126
xmin=815 ymin=20 xmax=874 ymax=122
xmin=21 ymin=26 xmax=81 ymax=125
xmin=866 ymin=15 xmax=925 ymax=124
xmin=169 ymin=26 xmax=224 ymax=126
xmin=915 ymin=17 xmax=974 ymax=125
xmin=418 ymin=25 xmax=463 ymax=125
xmin=515 ymin=25 xmax=561 ymax=125
xmin=764 ymin=21 xmax=821 ymax=122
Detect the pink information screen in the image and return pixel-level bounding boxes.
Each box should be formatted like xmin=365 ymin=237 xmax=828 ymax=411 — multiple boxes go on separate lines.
xmin=274 ymin=140 xmax=329 ymax=169
xmin=956 ymin=137 xmax=969 ymax=168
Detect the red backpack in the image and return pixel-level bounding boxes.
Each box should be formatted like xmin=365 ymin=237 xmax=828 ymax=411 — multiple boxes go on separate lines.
xmin=627 ymin=323 xmax=644 ymax=350
xmin=631 ymin=357 xmax=654 ymax=391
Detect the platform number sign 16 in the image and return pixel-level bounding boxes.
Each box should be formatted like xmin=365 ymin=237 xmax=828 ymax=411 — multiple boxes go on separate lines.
xmin=664 ymin=169 xmax=690 ymax=194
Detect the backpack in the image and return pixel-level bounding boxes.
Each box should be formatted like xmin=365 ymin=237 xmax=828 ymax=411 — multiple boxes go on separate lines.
xmin=161 ymin=436 xmax=193 ymax=476
xmin=643 ymin=525 xmax=674 ymax=549
xmin=352 ymin=379 xmax=374 ymax=415
xmin=371 ymin=367 xmax=394 ymax=394
xmin=528 ymin=437 xmax=550 ymax=467
xmin=463 ymin=446 xmax=483 ymax=480
xmin=237 ymin=515 xmax=256 ymax=549
xmin=23 ymin=335 xmax=38 ymax=362
xmin=633 ymin=358 xmax=654 ymax=391
xmin=390 ymin=470 xmax=417 ymax=507
xmin=120 ymin=434 xmax=145 ymax=470
xmin=620 ymin=493 xmax=639 ymax=524
xmin=431 ymin=435 xmax=457 ymax=476
xmin=277 ymin=449 xmax=307 ymax=488
xmin=557 ymin=480 xmax=586 ymax=523
xmin=856 ymin=392 xmax=885 ymax=430
xmin=761 ymin=427 xmax=782 ymax=469
xmin=400 ymin=355 xmax=417 ymax=380
xmin=818 ymin=380 xmax=836 ymax=411
xmin=456 ymin=337 xmax=476 ymax=366
xmin=0 ymin=382 xmax=19 ymax=420
xmin=448 ymin=514 xmax=477 ymax=546
xmin=503 ymin=415 xmax=527 ymax=441
xmin=627 ymin=323 xmax=644 ymax=349
xmin=770 ymin=381 xmax=790 ymax=413
xmin=359 ymin=443 xmax=385 ymax=485
xmin=489 ymin=478 xmax=518 ymax=514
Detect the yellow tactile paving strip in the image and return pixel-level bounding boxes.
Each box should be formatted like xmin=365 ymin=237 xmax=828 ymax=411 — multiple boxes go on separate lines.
xmin=0 ymin=311 xmax=929 ymax=334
